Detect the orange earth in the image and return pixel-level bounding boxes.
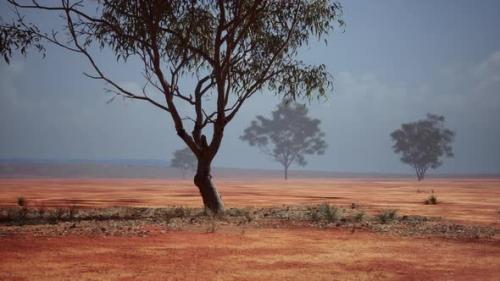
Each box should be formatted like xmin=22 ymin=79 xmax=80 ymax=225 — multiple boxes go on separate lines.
xmin=1 ymin=178 xmax=499 ymax=280
xmin=0 ymin=178 xmax=499 ymax=226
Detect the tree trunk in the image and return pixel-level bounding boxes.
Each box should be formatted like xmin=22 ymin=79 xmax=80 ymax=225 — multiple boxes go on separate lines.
xmin=194 ymin=159 xmax=224 ymax=214
xmin=415 ymin=167 xmax=425 ymax=181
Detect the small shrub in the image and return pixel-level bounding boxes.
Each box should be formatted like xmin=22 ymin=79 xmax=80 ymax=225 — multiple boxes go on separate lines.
xmin=353 ymin=210 xmax=366 ymax=223
xmin=244 ymin=211 xmax=253 ymax=222
xmin=171 ymin=206 xmax=191 ymax=218
xmin=55 ymin=208 xmax=66 ymax=220
xmin=323 ymin=204 xmax=340 ymax=223
xmin=37 ymin=205 xmax=46 ymax=218
xmin=15 ymin=197 xmax=29 ymax=223
xmin=68 ymin=205 xmax=78 ymax=220
xmin=376 ymin=209 xmax=398 ymax=224
xmin=17 ymin=197 xmax=27 ymax=208
xmin=307 ymin=206 xmax=321 ymax=222
xmin=424 ymin=195 xmax=438 ymax=205
xmin=309 ymin=203 xmax=340 ymax=223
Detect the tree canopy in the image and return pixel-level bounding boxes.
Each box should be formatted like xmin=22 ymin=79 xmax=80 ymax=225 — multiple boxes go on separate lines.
xmin=0 ymin=0 xmax=343 ymax=213
xmin=390 ymin=114 xmax=455 ymax=181
xmin=241 ymin=103 xmax=326 ymax=179
xmin=171 ymin=147 xmax=196 ymax=179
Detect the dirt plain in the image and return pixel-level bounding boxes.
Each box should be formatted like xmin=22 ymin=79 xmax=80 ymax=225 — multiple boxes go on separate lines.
xmin=0 ymin=178 xmax=499 ymax=280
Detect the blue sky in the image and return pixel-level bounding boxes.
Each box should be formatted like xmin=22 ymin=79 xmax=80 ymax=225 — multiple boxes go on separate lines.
xmin=1 ymin=0 xmax=499 ymax=174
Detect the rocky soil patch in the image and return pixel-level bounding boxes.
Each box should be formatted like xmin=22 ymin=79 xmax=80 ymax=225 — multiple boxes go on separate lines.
xmin=0 ymin=204 xmax=497 ymax=240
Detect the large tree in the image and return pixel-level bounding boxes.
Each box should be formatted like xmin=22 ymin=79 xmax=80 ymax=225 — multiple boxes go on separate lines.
xmin=390 ymin=114 xmax=455 ymax=181
xmin=171 ymin=147 xmax=196 ymax=179
xmin=241 ymin=103 xmax=327 ymax=180
xmin=0 ymin=0 xmax=343 ymax=214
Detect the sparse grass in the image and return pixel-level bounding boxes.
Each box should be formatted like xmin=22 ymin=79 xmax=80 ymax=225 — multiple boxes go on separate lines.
xmin=308 ymin=206 xmax=321 ymax=222
xmin=225 ymin=207 xmax=253 ymax=222
xmin=172 ymin=206 xmax=192 ymax=218
xmin=0 ymin=205 xmax=496 ymax=240
xmin=308 ymin=203 xmax=340 ymax=223
xmin=425 ymin=195 xmax=438 ymax=205
xmin=353 ymin=210 xmax=366 ymax=223
xmin=55 ymin=208 xmax=65 ymax=220
xmin=6 ymin=208 xmax=21 ymax=222
xmin=68 ymin=205 xmax=78 ymax=220
xmin=375 ymin=209 xmax=398 ymax=224
xmin=0 ymin=204 xmax=396 ymax=229
xmin=225 ymin=207 xmax=248 ymax=217
xmin=37 ymin=205 xmax=46 ymax=218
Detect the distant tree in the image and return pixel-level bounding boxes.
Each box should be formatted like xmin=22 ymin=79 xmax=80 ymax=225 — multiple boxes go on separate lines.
xmin=171 ymin=148 xmax=196 ymax=179
xmin=390 ymin=114 xmax=455 ymax=181
xmin=0 ymin=0 xmax=343 ymax=214
xmin=241 ymin=103 xmax=327 ymax=180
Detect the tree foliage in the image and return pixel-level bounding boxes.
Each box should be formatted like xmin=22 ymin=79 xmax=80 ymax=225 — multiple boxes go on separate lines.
xmin=0 ymin=0 xmax=343 ymax=213
xmin=241 ymin=103 xmax=326 ymax=179
xmin=390 ymin=114 xmax=455 ymax=181
xmin=171 ymin=147 xmax=196 ymax=178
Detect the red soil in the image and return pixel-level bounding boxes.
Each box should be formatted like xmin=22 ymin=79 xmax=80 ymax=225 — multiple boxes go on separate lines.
xmin=0 ymin=178 xmax=499 ymax=226
xmin=1 ymin=178 xmax=499 ymax=280
xmin=1 ymin=227 xmax=499 ymax=281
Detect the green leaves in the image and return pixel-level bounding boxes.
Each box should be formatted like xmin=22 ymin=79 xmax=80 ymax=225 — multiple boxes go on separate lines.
xmin=2 ymin=0 xmax=342 ymax=161
xmin=269 ymin=62 xmax=331 ymax=102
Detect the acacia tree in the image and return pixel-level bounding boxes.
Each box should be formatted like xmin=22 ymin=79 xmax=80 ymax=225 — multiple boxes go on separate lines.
xmin=241 ymin=103 xmax=326 ymax=180
xmin=390 ymin=114 xmax=455 ymax=181
xmin=171 ymin=147 xmax=196 ymax=179
xmin=0 ymin=0 xmax=343 ymax=214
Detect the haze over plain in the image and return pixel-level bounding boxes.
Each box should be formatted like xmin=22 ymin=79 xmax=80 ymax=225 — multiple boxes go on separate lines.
xmin=1 ymin=0 xmax=499 ymax=174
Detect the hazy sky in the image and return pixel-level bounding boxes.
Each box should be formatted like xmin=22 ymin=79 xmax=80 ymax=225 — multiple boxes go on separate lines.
xmin=1 ymin=0 xmax=499 ymax=174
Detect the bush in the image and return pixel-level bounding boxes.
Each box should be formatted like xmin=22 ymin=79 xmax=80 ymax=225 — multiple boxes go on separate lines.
xmin=17 ymin=197 xmax=27 ymax=208
xmin=323 ymin=204 xmax=340 ymax=223
xmin=308 ymin=206 xmax=321 ymax=222
xmin=308 ymin=203 xmax=340 ymax=223
xmin=424 ymin=195 xmax=438 ymax=205
xmin=376 ymin=209 xmax=398 ymax=224
xmin=353 ymin=210 xmax=366 ymax=223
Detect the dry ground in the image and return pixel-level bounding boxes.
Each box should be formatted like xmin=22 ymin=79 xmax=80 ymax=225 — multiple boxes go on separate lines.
xmin=1 ymin=178 xmax=499 ymax=280
xmin=1 ymin=228 xmax=499 ymax=281
xmin=0 ymin=178 xmax=499 ymax=226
